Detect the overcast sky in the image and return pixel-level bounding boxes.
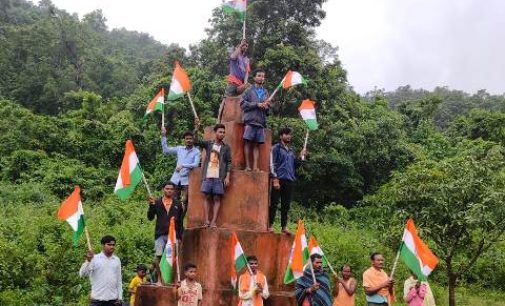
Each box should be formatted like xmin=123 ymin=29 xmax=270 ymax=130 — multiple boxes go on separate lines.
xmin=44 ymin=0 xmax=505 ymax=94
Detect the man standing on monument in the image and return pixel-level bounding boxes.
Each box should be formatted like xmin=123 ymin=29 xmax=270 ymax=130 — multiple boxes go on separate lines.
xmin=226 ymin=39 xmax=250 ymax=97
xmin=194 ymin=123 xmax=232 ymax=228
xmin=240 ymin=68 xmax=269 ymax=172
xmin=269 ymin=127 xmax=306 ymax=234
xmin=148 ymin=181 xmax=184 ymax=285
xmin=160 ymin=127 xmax=201 ymax=214
xmin=218 ymin=39 xmax=251 ymax=122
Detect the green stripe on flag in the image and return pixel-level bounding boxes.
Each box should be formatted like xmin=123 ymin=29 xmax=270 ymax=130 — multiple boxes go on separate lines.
xmin=305 ymin=119 xmax=318 ymax=130
xmin=399 ymin=243 xmax=427 ymax=281
xmin=72 ymin=215 xmax=85 ymax=247
xmin=235 ymin=254 xmax=248 ymax=272
xmin=167 ymin=92 xmax=184 ymax=101
xmin=160 ymin=247 xmax=173 ymax=283
xmin=115 ymin=166 xmax=143 ymax=200
xmin=283 ymin=266 xmax=295 ymax=284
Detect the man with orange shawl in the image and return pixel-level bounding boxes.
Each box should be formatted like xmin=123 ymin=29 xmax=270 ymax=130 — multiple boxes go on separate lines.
xmin=238 ymin=256 xmax=269 ymax=306
xmin=363 ymin=252 xmax=395 ymax=306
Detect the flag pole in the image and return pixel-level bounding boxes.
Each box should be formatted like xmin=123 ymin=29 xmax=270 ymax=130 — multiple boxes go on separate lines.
xmin=326 ymin=260 xmax=338 ymax=277
xmin=301 ymin=130 xmax=309 ymax=161
xmin=140 ymin=169 xmax=153 ymax=198
xmin=308 ymin=258 xmax=317 ymax=284
xmin=242 ymin=6 xmax=246 ymax=40
xmin=161 ymin=103 xmax=165 ymax=130
xmin=176 ymin=240 xmax=181 ymax=282
xmin=84 ymin=227 xmax=93 ymax=251
xmin=161 ymin=88 xmax=165 ymax=129
xmin=390 ymin=246 xmax=402 ymax=279
xmin=267 ymin=86 xmax=280 ymax=102
xmin=186 ymin=92 xmax=199 ymax=120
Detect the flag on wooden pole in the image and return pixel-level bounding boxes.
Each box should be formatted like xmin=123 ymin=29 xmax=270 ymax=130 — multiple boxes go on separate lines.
xmin=57 ymin=186 xmax=85 ymax=247
xmin=279 ymin=70 xmax=307 ymax=89
xmin=144 ymin=88 xmax=164 ymax=117
xmin=222 ymin=0 xmax=247 ymax=21
xmin=399 ymin=218 xmax=439 ymax=281
xmin=167 ymin=61 xmax=192 ymax=101
xmin=298 ymin=99 xmax=318 ymax=130
xmin=160 ymin=217 xmax=177 ymax=283
xmin=284 ymin=220 xmax=309 ymax=284
xmin=114 ymin=140 xmax=143 ymax=200
xmin=230 ymin=232 xmax=248 ymax=288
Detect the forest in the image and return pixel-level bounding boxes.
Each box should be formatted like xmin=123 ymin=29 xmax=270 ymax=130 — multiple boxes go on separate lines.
xmin=1 ymin=0 xmax=505 ymax=305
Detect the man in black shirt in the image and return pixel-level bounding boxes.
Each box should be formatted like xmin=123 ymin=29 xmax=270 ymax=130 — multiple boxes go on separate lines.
xmin=148 ymin=181 xmax=183 ymax=285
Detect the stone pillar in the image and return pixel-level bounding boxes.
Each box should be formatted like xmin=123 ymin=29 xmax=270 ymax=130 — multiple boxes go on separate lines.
xmin=137 ymin=96 xmax=295 ymax=306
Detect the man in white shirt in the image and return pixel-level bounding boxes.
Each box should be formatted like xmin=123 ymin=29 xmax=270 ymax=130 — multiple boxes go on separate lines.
xmin=79 ymin=235 xmax=123 ymax=306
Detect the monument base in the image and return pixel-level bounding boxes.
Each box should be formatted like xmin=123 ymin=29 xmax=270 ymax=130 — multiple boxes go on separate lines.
xmin=136 ymin=228 xmax=297 ymax=306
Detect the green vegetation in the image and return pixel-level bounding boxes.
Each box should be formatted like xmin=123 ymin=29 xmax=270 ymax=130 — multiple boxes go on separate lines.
xmin=1 ymin=0 xmax=505 ymax=305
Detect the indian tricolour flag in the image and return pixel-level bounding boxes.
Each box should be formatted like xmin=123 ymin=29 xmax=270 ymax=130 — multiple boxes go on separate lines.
xmin=167 ymin=61 xmax=192 ymax=101
xmin=298 ymin=99 xmax=318 ymax=130
xmin=57 ymin=186 xmax=85 ymax=247
xmin=284 ymin=219 xmax=309 ymax=284
xmin=230 ymin=232 xmax=248 ymax=289
xmin=160 ymin=217 xmax=177 ymax=283
xmin=144 ymin=88 xmax=164 ymax=117
xmin=114 ymin=140 xmax=143 ymax=200
xmin=278 ymin=70 xmax=307 ymax=89
xmin=308 ymin=235 xmax=330 ymax=268
xmin=222 ymin=0 xmax=247 ymax=20
xmin=399 ymin=218 xmax=439 ymax=281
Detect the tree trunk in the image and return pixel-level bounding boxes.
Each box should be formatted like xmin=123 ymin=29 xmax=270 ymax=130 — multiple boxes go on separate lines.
xmin=447 ymin=266 xmax=457 ymax=306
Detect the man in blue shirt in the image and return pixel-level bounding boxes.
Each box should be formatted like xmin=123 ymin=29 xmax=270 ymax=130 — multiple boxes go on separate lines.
xmin=240 ymin=68 xmax=270 ymax=171
xmin=161 ymin=127 xmax=201 ymax=213
xmin=269 ymin=127 xmax=306 ymax=234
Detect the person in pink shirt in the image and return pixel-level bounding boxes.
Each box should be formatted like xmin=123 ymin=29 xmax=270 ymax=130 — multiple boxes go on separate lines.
xmin=405 ymin=281 xmax=427 ymax=306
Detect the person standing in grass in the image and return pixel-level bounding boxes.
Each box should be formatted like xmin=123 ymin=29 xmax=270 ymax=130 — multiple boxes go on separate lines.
xmin=332 ymin=265 xmax=356 ymax=306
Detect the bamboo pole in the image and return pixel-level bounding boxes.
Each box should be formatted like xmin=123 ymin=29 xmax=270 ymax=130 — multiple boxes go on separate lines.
xmin=186 ymin=92 xmax=199 ymax=120
xmin=84 ymin=227 xmax=93 ymax=252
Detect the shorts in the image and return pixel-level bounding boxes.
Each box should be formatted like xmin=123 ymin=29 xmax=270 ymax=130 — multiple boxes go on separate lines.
xmin=243 ymin=125 xmax=265 ymax=144
xmin=200 ymin=178 xmax=224 ymax=196
xmin=154 ymin=235 xmax=167 ymax=257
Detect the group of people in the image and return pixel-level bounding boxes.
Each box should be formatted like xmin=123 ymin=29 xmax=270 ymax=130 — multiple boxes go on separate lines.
xmin=77 ymin=39 xmax=436 ymax=306
xmin=79 ymin=237 xmax=434 ymax=306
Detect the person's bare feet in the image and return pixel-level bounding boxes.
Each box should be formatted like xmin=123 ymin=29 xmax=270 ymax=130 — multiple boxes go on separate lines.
xmin=155 ymin=281 xmax=163 ymax=286
xmin=281 ymin=228 xmax=292 ymax=235
xmin=245 ymin=167 xmax=252 ymax=171
xmin=210 ymin=222 xmax=217 ymax=228
xmin=253 ymin=168 xmax=261 ymax=172
xmin=267 ymin=227 xmax=274 ymax=233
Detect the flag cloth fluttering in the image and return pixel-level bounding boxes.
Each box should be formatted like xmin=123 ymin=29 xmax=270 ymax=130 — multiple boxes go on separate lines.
xmin=114 ymin=140 xmax=143 ymax=200
xmin=298 ymin=99 xmax=318 ymax=130
xmin=308 ymin=235 xmax=330 ymax=268
xmin=230 ymin=232 xmax=248 ymax=289
xmin=279 ymin=70 xmax=307 ymax=89
xmin=284 ymin=219 xmax=309 ymax=284
xmin=399 ymin=218 xmax=439 ymax=281
xmin=144 ymin=88 xmax=164 ymax=117
xmin=222 ymin=0 xmax=247 ymax=21
xmin=167 ymin=61 xmax=192 ymax=101
xmin=57 ymin=186 xmax=85 ymax=246
xmin=160 ymin=217 xmax=177 ymax=283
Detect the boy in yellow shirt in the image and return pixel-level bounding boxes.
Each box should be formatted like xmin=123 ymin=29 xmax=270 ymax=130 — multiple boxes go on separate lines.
xmin=128 ymin=264 xmax=147 ymax=306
